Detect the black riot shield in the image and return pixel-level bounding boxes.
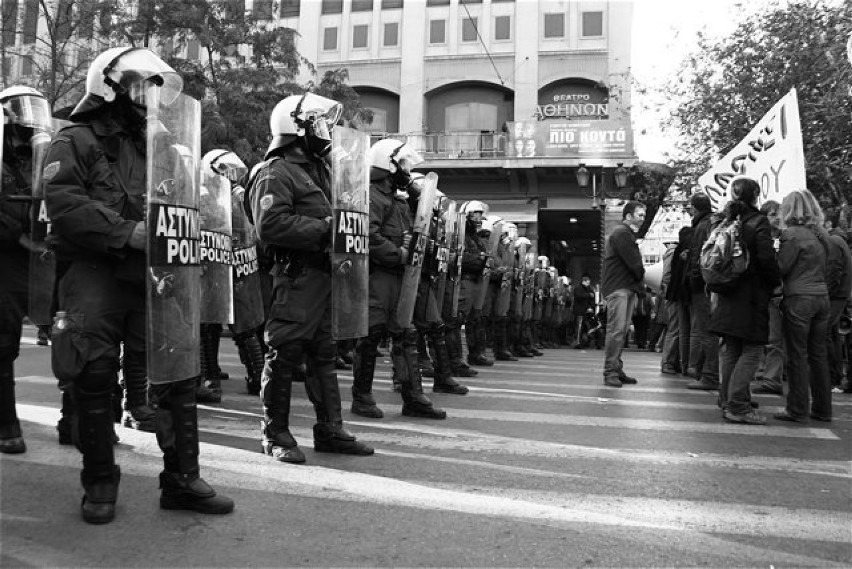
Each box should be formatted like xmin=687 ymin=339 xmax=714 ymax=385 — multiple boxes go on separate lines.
xmin=199 ymin=164 xmax=233 ymax=324
xmin=449 ymin=210 xmax=466 ymax=318
xmin=330 ymin=126 xmax=370 ymax=340
xmin=27 ymin=122 xmax=59 ymax=325
xmin=522 ymin=253 xmax=535 ymax=320
xmin=230 ymin=184 xmax=265 ymax=334
xmin=146 ymin=94 xmax=202 ymax=384
xmin=496 ymin=237 xmax=515 ymax=317
xmin=396 ymin=173 xmax=438 ymax=330
xmin=432 ymin=198 xmax=455 ymax=316
xmin=474 ymin=220 xmax=503 ymax=311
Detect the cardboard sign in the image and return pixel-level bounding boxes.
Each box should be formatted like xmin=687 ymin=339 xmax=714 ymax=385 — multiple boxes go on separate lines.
xmin=697 ymin=88 xmax=806 ymax=211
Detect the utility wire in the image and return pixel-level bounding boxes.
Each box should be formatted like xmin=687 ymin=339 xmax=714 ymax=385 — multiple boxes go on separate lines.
xmin=459 ymin=0 xmax=505 ymax=86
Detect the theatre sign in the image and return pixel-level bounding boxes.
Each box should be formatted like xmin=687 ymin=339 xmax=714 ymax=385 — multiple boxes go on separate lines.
xmin=535 ymin=80 xmax=610 ymax=120
xmin=507 ymin=119 xmax=634 ymax=158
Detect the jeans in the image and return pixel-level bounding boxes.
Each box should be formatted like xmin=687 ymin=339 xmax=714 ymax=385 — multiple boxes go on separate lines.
xmin=677 ymin=301 xmax=691 ymax=373
xmin=689 ymin=291 xmax=719 ymax=382
xmin=603 ymin=289 xmax=637 ymax=379
xmin=661 ymin=300 xmax=680 ymax=369
xmin=756 ymin=297 xmax=785 ymax=388
xmin=719 ymin=336 xmax=763 ymax=415
xmin=827 ymin=298 xmax=847 ymax=387
xmin=782 ymin=294 xmax=831 ymax=419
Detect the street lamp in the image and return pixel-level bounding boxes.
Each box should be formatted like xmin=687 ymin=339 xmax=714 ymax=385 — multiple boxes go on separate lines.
xmin=576 ymin=164 xmax=599 ymax=208
xmin=614 ymin=163 xmax=629 ymax=190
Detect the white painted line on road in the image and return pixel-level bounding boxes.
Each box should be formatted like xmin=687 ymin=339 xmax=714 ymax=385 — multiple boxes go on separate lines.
xmin=6 ymin=408 xmax=849 ymax=550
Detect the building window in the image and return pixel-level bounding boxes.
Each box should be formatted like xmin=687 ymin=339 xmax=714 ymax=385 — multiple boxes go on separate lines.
xmin=381 ymin=0 xmax=403 ymax=8
xmin=582 ymin=11 xmax=603 ymax=37
xmin=383 ymin=22 xmax=398 ymax=46
xmin=429 ymin=19 xmax=445 ymax=44
xmin=253 ymin=0 xmax=273 ymax=19
xmin=321 ymin=0 xmax=342 ymax=14
xmin=2 ymin=0 xmax=18 ymax=47
xmin=543 ymin=13 xmax=564 ymax=38
xmin=446 ymin=102 xmax=498 ymax=131
xmin=461 ymin=17 xmax=477 ymax=42
xmin=426 ymin=0 xmax=449 ymax=5
xmin=323 ymin=27 xmax=337 ymax=50
xmin=494 ymin=15 xmax=510 ymax=41
xmin=366 ymin=108 xmax=388 ymax=132
xmin=352 ymin=0 xmax=373 ymax=11
xmin=279 ymin=0 xmax=300 ymax=17
xmin=187 ymin=39 xmax=199 ymax=60
xmin=22 ymin=0 xmax=39 ymax=44
xmin=352 ymin=24 xmax=368 ymax=49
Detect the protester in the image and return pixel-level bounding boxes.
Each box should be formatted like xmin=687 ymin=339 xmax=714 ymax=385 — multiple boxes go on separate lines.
xmin=707 ymin=177 xmax=780 ymax=425
xmin=775 ymin=189 xmax=833 ymax=423
xmin=823 ymin=210 xmax=852 ymax=391
xmin=686 ymin=192 xmax=720 ymax=390
xmin=601 ymin=201 xmax=646 ymax=388
xmin=751 ymin=200 xmax=785 ymax=395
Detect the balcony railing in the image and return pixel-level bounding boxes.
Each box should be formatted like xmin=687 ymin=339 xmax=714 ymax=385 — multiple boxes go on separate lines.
xmin=369 ymin=131 xmax=508 ymax=159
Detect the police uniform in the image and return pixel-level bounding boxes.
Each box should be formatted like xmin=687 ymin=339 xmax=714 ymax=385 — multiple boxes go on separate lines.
xmin=247 ymin=142 xmax=372 ymax=462
xmin=449 ymin=217 xmax=490 ymax=368
xmin=487 ymin=238 xmax=516 ymax=361
xmin=45 ymin=46 xmax=233 ymax=524
xmin=0 ymin=149 xmax=32 ymax=453
xmin=351 ymin=170 xmax=446 ymax=419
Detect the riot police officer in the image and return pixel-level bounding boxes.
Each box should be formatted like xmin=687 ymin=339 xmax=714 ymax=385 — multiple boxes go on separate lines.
xmin=44 ymin=47 xmax=233 ymax=523
xmin=245 ymin=93 xmax=373 ymax=463
xmin=350 ymin=139 xmax=446 ymax=420
xmin=457 ymin=201 xmax=492 ymax=367
xmin=0 ymin=86 xmax=52 ymax=454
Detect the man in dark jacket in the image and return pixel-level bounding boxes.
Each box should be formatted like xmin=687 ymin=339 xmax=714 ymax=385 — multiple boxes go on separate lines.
xmin=824 ymin=211 xmax=852 ymax=389
xmin=708 ymin=178 xmax=781 ymax=424
xmin=751 ymin=200 xmax=785 ymax=395
xmin=45 ymin=47 xmax=233 ymax=523
xmin=247 ymin=93 xmax=374 ymax=463
xmin=571 ymin=273 xmax=595 ymax=348
xmin=601 ymin=201 xmax=646 ymax=387
xmin=686 ymin=192 xmax=720 ymax=390
xmin=453 ymin=200 xmax=492 ymax=367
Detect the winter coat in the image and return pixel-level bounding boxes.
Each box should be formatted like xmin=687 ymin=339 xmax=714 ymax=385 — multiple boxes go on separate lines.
xmin=708 ymin=205 xmax=781 ymax=343
xmin=778 ymin=225 xmax=829 ymax=297
xmin=687 ymin=210 xmax=713 ymax=293
xmin=572 ymin=283 xmax=595 ymax=316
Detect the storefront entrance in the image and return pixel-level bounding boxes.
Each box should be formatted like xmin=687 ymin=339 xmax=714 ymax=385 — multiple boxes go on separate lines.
xmin=537 ymin=208 xmax=603 ymax=284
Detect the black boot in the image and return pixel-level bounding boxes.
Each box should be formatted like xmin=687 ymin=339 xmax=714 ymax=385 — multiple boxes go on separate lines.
xmin=351 ymin=332 xmax=384 ymax=418
xmin=57 ymin=389 xmax=75 ymax=445
xmin=258 ymin=359 xmax=305 ymax=463
xmin=494 ymin=318 xmax=517 ymax=361
xmin=120 ymin=351 xmax=156 ymax=432
xmin=0 ymin=358 xmax=25 ymax=454
xmin=398 ymin=335 xmax=446 ymax=419
xmin=153 ymin=379 xmax=234 ymax=514
xmin=524 ymin=323 xmax=543 ymax=356
xmin=428 ymin=330 xmax=469 ymax=395
xmin=416 ymin=331 xmax=435 ymax=378
xmin=209 ymin=324 xmax=229 ymax=380
xmin=304 ymin=353 xmax=374 ymax=456
xmin=446 ymin=325 xmax=478 ymax=376
xmin=196 ymin=327 xmax=222 ymax=404
xmin=234 ymin=330 xmax=264 ymax=396
xmin=74 ymin=383 xmax=119 ymax=524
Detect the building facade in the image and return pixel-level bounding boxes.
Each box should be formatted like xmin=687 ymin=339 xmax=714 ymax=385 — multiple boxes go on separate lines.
xmin=285 ymin=0 xmax=637 ymax=280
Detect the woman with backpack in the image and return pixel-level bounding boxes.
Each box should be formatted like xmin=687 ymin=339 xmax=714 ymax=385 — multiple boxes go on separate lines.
xmin=775 ymin=189 xmax=833 ymax=423
xmin=707 ymin=177 xmax=781 ymax=425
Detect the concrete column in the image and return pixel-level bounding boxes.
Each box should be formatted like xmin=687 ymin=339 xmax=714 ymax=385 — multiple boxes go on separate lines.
xmin=296 ymin=0 xmax=322 ymax=85
xmin=399 ymin=0 xmax=426 ymax=133
xmin=513 ymin=4 xmax=539 ymax=122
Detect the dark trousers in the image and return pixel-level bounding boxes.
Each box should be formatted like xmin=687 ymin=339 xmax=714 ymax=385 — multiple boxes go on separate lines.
xmin=689 ymin=291 xmax=718 ymax=381
xmin=827 ymin=298 xmax=847 ymax=387
xmin=0 ymin=252 xmax=28 ymax=437
xmin=719 ymin=335 xmax=763 ymax=415
xmin=783 ymin=294 xmax=832 ymax=419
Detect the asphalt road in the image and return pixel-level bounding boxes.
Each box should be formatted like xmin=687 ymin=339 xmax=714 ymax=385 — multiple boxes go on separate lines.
xmin=2 ymin=326 xmax=851 ymax=567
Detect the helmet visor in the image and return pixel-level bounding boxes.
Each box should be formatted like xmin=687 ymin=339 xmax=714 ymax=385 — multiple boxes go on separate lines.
xmin=110 ymin=48 xmax=183 ymax=105
xmin=4 ymin=94 xmax=52 ymax=131
xmin=390 ymin=144 xmax=423 ymax=173
xmin=211 ymin=150 xmax=248 ymax=182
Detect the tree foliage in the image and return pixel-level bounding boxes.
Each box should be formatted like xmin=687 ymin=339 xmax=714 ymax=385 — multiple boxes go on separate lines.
xmin=665 ymin=1 xmax=852 ymax=207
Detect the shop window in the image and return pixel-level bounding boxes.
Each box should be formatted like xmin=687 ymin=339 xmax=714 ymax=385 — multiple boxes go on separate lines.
xmin=543 ymin=13 xmax=564 ymax=38
xmin=429 ymin=19 xmax=445 ymax=44
xmin=494 ymin=15 xmax=510 ymax=41
xmin=383 ymin=22 xmax=399 ymax=46
xmin=321 ymin=0 xmax=342 ymax=14
xmin=352 ymin=24 xmax=368 ymax=49
xmin=461 ymin=17 xmax=477 ymax=42
xmin=323 ymin=27 xmax=338 ymax=50
xmin=279 ymin=0 xmax=300 ymax=17
xmin=582 ymin=11 xmax=603 ymax=37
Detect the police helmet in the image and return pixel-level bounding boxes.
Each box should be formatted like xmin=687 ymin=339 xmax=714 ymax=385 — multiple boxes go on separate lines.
xmin=515 ymin=236 xmax=532 ymax=249
xmin=267 ymin=92 xmax=342 ymax=158
xmin=461 ymin=200 xmax=488 ymax=217
xmin=71 ymin=46 xmax=182 ymax=119
xmin=203 ymin=149 xmax=248 ymax=183
xmin=480 ymin=214 xmax=503 ymax=234
xmin=537 ymin=255 xmax=549 ymax=269
xmin=1 ymin=86 xmax=52 ymax=133
xmin=369 ymin=138 xmax=423 ymax=189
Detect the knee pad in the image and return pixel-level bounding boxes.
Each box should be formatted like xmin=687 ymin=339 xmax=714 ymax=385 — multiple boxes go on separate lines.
xmin=269 ymin=342 xmax=305 ymax=369
xmin=121 ymin=350 xmax=146 ymax=384
xmin=401 ymin=328 xmax=418 ymax=348
xmin=78 ymin=358 xmax=119 ymax=394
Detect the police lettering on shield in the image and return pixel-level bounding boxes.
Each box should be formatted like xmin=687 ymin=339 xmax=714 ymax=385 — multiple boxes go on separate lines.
xmin=151 ymin=203 xmax=201 ymax=265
